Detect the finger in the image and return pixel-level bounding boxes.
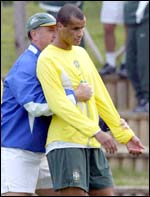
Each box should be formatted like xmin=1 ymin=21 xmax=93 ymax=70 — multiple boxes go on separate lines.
xmin=129 ymin=148 xmax=143 ymax=154
xmin=129 ymin=152 xmax=141 ymax=156
xmin=102 ymin=143 xmax=112 ymax=154
xmin=106 ymin=142 xmax=117 ymax=154
xmin=109 ymin=140 xmax=118 ymax=152
xmin=103 ymin=145 xmax=110 ymax=153
xmin=110 ymin=148 xmax=116 ymax=154
xmin=129 ymin=151 xmax=142 ymax=156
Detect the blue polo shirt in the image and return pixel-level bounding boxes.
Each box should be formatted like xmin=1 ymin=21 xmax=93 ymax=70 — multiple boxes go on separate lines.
xmin=1 ymin=44 xmax=51 ymax=153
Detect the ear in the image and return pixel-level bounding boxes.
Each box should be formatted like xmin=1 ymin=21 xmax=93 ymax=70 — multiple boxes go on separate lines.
xmin=30 ymin=29 xmax=36 ymax=38
xmin=30 ymin=29 xmax=39 ymax=41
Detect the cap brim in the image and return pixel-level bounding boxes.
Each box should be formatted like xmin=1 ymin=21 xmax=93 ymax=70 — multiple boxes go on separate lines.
xmin=40 ymin=22 xmax=56 ymax=27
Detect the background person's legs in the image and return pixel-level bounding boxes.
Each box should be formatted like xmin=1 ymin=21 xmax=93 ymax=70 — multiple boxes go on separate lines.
xmin=136 ymin=20 xmax=149 ymax=107
xmin=126 ymin=23 xmax=149 ymax=112
xmin=104 ymin=24 xmax=116 ymax=55
xmin=99 ymin=1 xmax=125 ymax=76
xmin=99 ymin=24 xmax=117 ymax=75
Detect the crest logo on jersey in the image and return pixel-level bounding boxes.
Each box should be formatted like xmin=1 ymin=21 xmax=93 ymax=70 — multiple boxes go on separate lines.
xmin=73 ymin=60 xmax=80 ymax=69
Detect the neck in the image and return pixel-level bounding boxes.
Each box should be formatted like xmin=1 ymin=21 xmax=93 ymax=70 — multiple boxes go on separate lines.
xmin=52 ymin=38 xmax=72 ymax=50
xmin=31 ymin=41 xmax=43 ymax=51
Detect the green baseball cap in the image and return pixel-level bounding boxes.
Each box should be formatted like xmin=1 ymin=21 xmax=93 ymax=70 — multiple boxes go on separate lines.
xmin=26 ymin=12 xmax=56 ymax=33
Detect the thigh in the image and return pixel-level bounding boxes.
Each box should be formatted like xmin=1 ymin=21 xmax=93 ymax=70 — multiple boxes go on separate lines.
xmin=89 ymin=149 xmax=114 ymax=190
xmin=36 ymin=156 xmax=53 ymax=189
xmin=89 ymin=187 xmax=114 ymax=196
xmin=1 ymin=147 xmax=42 ymax=195
xmin=35 ymin=188 xmax=59 ymax=196
xmin=36 ymin=156 xmax=58 ymax=196
xmin=46 ymin=148 xmax=89 ymax=192
xmin=57 ymin=187 xmax=88 ymax=196
xmin=2 ymin=192 xmax=31 ymax=196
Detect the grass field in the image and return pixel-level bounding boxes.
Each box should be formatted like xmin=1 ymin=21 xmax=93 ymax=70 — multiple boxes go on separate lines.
xmin=1 ymin=1 xmax=149 ymax=187
xmin=112 ymin=167 xmax=149 ymax=186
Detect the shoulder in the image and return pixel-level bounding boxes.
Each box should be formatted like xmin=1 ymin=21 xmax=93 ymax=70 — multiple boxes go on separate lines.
xmin=11 ymin=50 xmax=37 ymax=76
xmin=73 ymin=46 xmax=88 ymax=55
xmin=19 ymin=50 xmax=37 ymax=64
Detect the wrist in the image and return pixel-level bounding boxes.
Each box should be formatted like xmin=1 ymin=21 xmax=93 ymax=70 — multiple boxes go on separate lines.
xmin=94 ymin=130 xmax=102 ymax=137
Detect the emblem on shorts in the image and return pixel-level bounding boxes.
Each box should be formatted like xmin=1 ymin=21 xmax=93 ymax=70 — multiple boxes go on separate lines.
xmin=72 ymin=170 xmax=80 ymax=182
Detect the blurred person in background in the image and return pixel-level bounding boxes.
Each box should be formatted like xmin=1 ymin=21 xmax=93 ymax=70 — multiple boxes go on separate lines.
xmin=124 ymin=1 xmax=149 ymax=112
xmin=99 ymin=1 xmax=128 ymax=78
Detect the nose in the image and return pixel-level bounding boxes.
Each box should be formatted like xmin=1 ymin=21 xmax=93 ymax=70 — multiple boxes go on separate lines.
xmin=77 ymin=28 xmax=84 ymax=37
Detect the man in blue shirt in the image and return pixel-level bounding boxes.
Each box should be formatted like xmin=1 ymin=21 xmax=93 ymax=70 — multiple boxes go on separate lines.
xmin=1 ymin=12 xmax=93 ymax=196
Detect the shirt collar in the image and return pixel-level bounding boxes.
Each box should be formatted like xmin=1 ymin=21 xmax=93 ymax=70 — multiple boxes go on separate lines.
xmin=28 ymin=44 xmax=41 ymax=56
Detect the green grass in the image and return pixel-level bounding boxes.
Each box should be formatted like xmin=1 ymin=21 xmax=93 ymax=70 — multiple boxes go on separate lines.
xmin=1 ymin=1 xmax=125 ymax=75
xmin=1 ymin=1 xmax=44 ymax=76
xmin=112 ymin=167 xmax=149 ymax=186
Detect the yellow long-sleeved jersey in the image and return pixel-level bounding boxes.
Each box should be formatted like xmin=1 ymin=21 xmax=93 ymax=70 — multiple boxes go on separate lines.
xmin=37 ymin=45 xmax=134 ymax=147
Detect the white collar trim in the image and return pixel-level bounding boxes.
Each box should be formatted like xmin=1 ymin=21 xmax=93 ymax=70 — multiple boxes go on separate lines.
xmin=28 ymin=45 xmax=38 ymax=54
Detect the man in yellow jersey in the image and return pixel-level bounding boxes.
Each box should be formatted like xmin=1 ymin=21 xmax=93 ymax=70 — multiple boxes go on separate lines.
xmin=37 ymin=4 xmax=144 ymax=196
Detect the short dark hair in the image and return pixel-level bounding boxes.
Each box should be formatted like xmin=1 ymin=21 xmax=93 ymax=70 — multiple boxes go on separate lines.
xmin=57 ymin=3 xmax=84 ymax=26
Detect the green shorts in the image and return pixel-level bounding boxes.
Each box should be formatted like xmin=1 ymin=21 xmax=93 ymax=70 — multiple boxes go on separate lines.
xmin=46 ymin=148 xmax=114 ymax=192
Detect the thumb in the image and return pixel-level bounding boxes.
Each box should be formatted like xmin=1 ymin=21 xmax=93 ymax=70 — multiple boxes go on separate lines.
xmin=135 ymin=138 xmax=145 ymax=149
xmin=132 ymin=136 xmax=145 ymax=149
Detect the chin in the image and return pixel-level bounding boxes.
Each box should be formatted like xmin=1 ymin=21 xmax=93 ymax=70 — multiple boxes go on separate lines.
xmin=74 ymin=42 xmax=81 ymax=46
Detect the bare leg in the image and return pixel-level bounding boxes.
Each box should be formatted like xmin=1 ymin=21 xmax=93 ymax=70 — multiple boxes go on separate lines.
xmin=2 ymin=192 xmax=31 ymax=196
xmin=89 ymin=187 xmax=114 ymax=196
xmin=57 ymin=187 xmax=88 ymax=196
xmin=36 ymin=188 xmax=59 ymax=196
xmin=103 ymin=24 xmax=116 ymax=52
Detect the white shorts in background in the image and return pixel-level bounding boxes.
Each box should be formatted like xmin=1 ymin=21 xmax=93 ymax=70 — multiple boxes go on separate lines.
xmin=1 ymin=147 xmax=53 ymax=195
xmin=100 ymin=1 xmax=125 ymax=24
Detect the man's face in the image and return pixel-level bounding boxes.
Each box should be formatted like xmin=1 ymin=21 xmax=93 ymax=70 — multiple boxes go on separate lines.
xmin=31 ymin=26 xmax=56 ymax=50
xmin=38 ymin=26 xmax=56 ymax=50
xmin=60 ymin=16 xmax=86 ymax=46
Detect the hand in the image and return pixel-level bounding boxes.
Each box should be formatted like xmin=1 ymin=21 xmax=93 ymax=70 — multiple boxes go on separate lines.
xmin=75 ymin=82 xmax=93 ymax=102
xmin=120 ymin=118 xmax=130 ymax=130
xmin=126 ymin=136 xmax=145 ymax=156
xmin=95 ymin=131 xmax=118 ymax=154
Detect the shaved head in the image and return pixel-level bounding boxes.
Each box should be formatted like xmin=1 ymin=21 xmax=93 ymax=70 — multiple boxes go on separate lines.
xmin=57 ymin=3 xmax=84 ymax=26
